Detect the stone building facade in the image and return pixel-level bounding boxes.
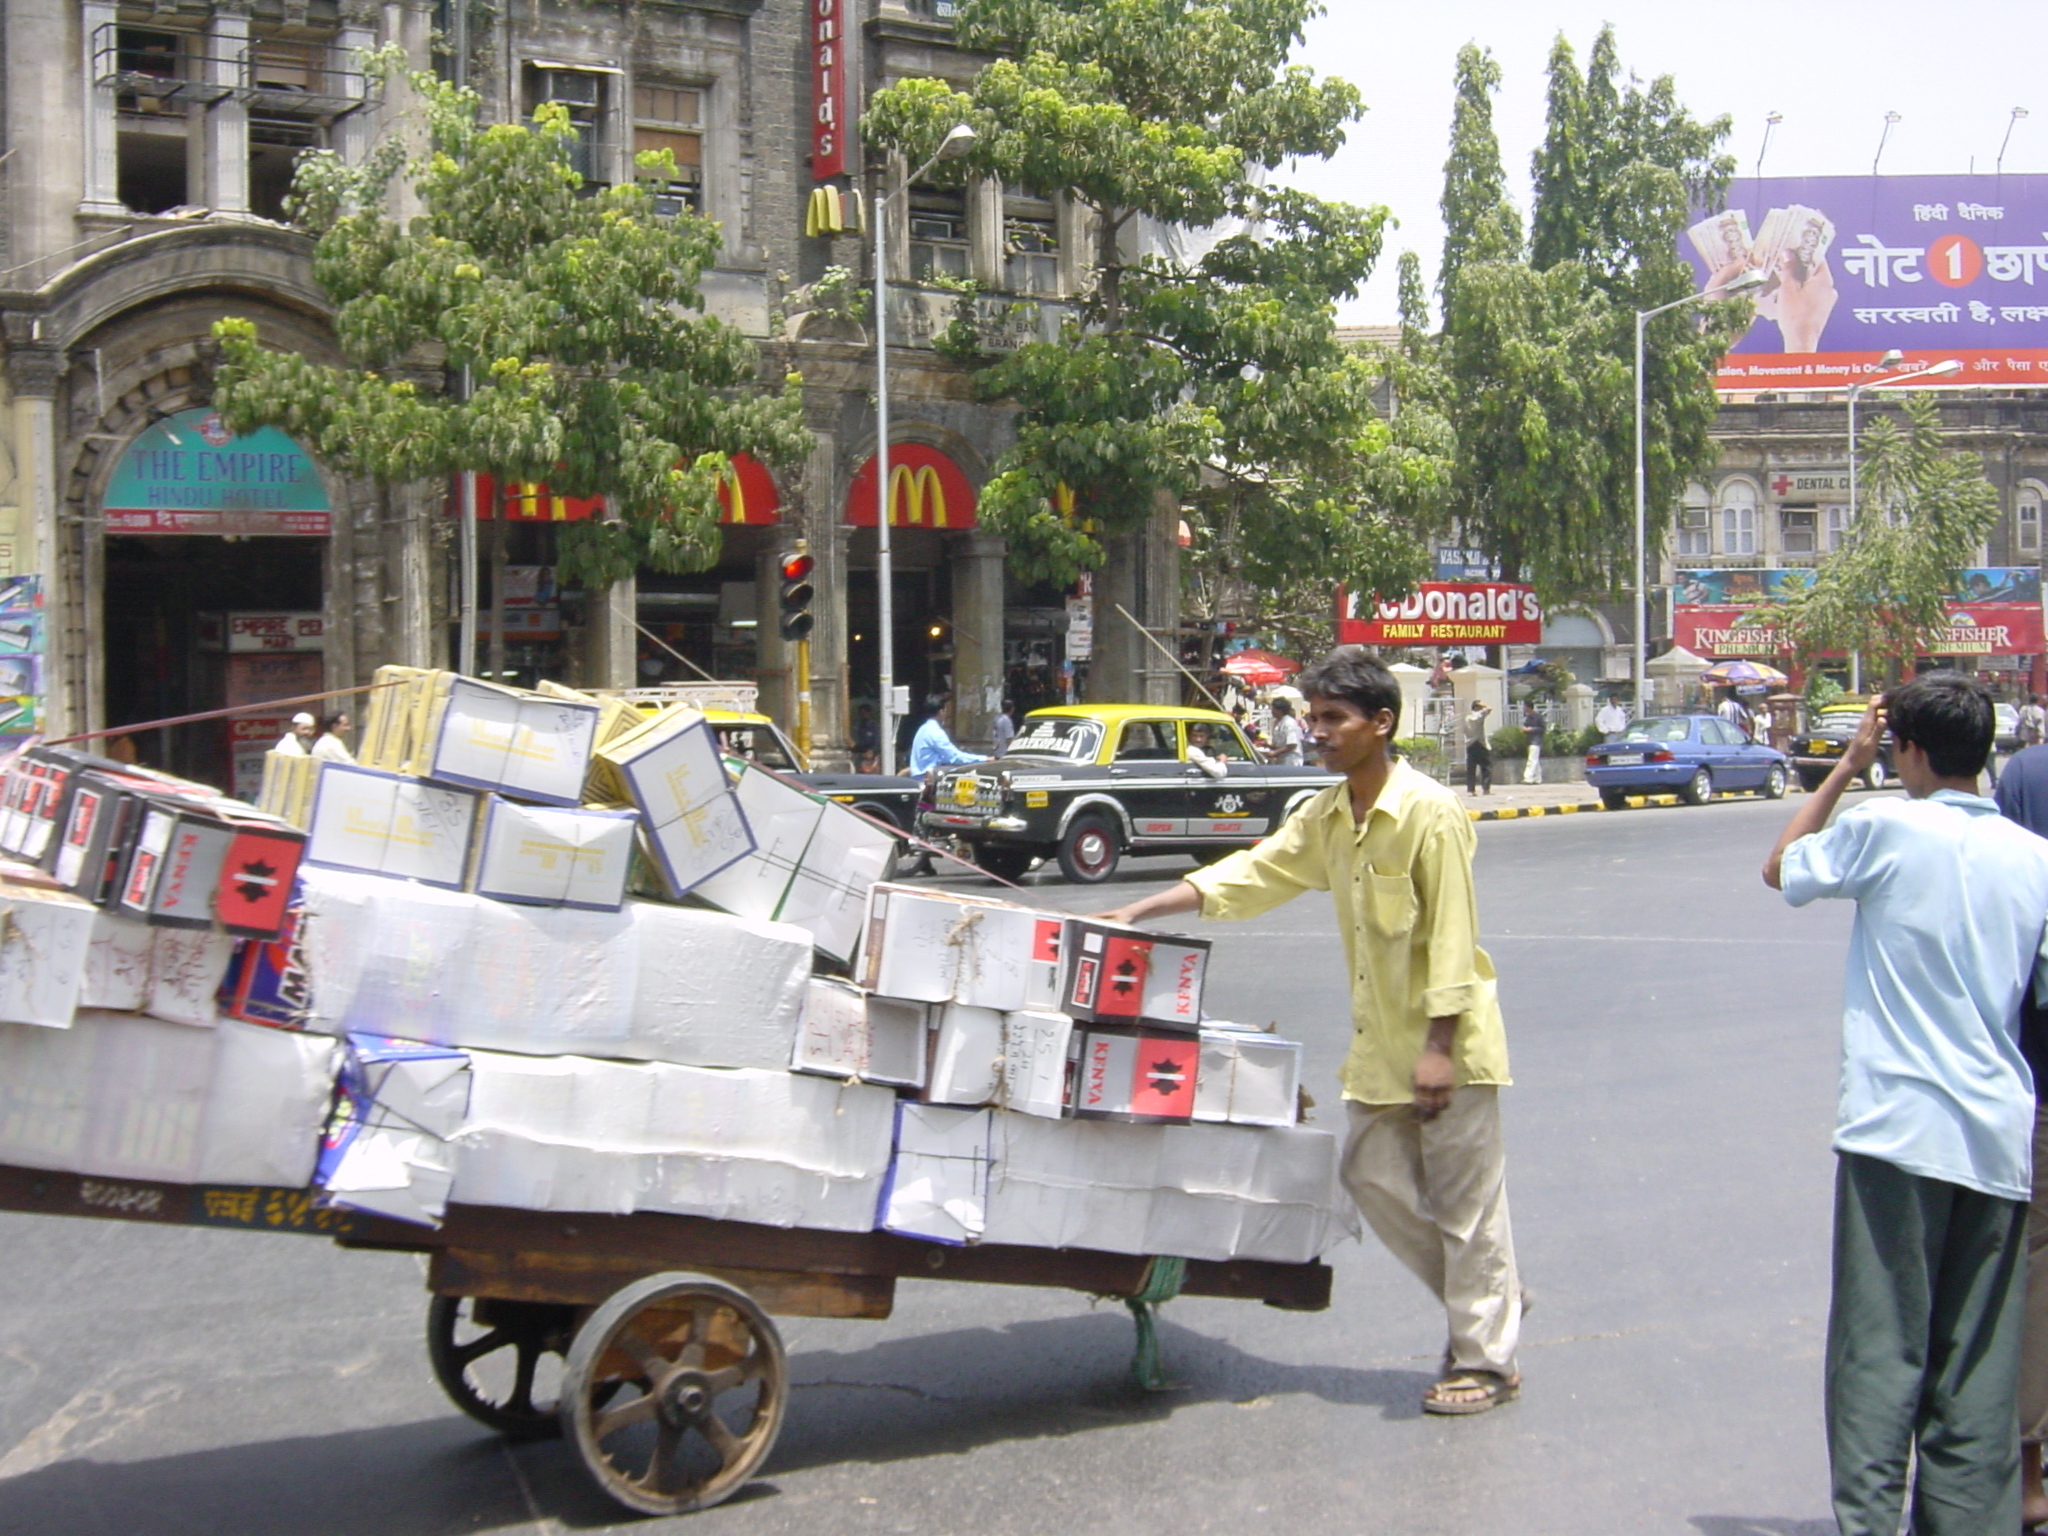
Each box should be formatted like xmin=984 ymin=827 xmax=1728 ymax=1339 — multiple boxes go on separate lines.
xmin=0 ymin=0 xmax=1143 ymax=782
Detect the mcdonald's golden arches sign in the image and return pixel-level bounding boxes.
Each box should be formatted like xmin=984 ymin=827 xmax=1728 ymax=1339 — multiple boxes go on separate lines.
xmin=842 ymin=443 xmax=978 ymax=529
xmin=458 ymin=454 xmax=781 ymax=526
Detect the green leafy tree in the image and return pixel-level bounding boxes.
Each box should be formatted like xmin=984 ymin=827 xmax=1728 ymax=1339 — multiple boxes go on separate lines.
xmin=1765 ymin=394 xmax=2000 ymax=680
xmin=210 ymin=64 xmax=810 ymax=592
xmin=1434 ymin=29 xmax=1742 ymax=602
xmin=865 ymin=0 xmax=1430 ymax=696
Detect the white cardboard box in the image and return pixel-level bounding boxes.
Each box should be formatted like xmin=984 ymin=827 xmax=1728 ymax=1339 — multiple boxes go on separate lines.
xmin=1192 ymin=1026 xmax=1303 ymax=1128
xmin=81 ymin=911 xmax=236 ymax=1028
xmin=451 ymin=1051 xmax=897 ymax=1230
xmin=981 ymin=1114 xmax=1356 ymax=1264
xmin=419 ymin=675 xmax=602 ymax=806
xmin=471 ymin=798 xmax=638 ymax=911
xmin=0 ymin=882 xmax=99 ymax=1028
xmin=856 ymin=885 xmax=1067 ymax=1010
xmin=597 ymin=709 xmax=755 ymax=897
xmin=791 ymin=978 xmax=929 ymax=1088
xmin=0 ymin=1010 xmax=337 ymax=1187
xmin=998 ymin=1010 xmax=1075 ymax=1119
xmin=305 ymin=764 xmax=481 ymax=888
xmin=298 ymin=868 xmax=811 ymax=1068
xmin=924 ymin=1002 xmax=1004 ymax=1106
xmin=690 ymin=763 xmax=895 ymax=962
xmin=879 ymin=1102 xmax=993 ymax=1244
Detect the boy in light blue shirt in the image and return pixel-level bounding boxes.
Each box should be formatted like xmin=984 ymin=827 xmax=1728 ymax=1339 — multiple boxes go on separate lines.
xmin=1765 ymin=672 xmax=2048 ymax=1536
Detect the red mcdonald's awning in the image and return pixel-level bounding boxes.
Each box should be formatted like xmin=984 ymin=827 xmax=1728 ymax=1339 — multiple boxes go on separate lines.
xmin=843 ymin=443 xmax=978 ymax=529
xmin=459 ymin=454 xmax=780 ymax=525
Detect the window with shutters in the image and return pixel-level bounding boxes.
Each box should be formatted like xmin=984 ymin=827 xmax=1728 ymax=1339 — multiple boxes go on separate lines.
xmin=632 ymin=83 xmax=702 ymax=216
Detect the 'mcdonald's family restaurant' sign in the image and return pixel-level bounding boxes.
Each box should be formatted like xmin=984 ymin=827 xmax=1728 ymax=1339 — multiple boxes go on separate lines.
xmin=1337 ymin=582 xmax=1543 ymax=646
xmin=1673 ymin=567 xmax=2046 ymax=657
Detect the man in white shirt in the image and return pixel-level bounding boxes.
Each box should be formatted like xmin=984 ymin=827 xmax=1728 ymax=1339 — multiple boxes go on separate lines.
xmin=1595 ymin=699 xmax=1628 ymax=739
xmin=273 ymin=712 xmax=316 ymax=756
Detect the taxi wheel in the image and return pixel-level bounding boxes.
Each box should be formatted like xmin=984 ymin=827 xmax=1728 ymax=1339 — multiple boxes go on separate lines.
xmin=1862 ymin=761 xmax=1887 ymax=792
xmin=975 ymin=847 xmax=1035 ymax=883
xmin=1056 ymin=815 xmax=1121 ymax=884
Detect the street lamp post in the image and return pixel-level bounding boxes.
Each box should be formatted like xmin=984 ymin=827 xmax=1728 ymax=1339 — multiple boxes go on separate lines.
xmin=874 ymin=123 xmax=976 ymax=774
xmin=1634 ymin=268 xmax=1766 ymax=718
xmin=1844 ymin=354 xmax=1964 ymax=689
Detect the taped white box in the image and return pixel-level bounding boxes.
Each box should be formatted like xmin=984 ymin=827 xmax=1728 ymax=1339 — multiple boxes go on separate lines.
xmin=691 ymin=763 xmax=894 ymax=963
xmin=305 ymin=764 xmax=481 ymax=888
xmin=879 ymin=1103 xmax=993 ymax=1244
xmin=998 ymin=1010 xmax=1075 ymax=1119
xmin=856 ymin=884 xmax=1067 ymax=1010
xmin=471 ymin=798 xmax=637 ymax=911
xmin=0 ymin=1011 xmax=337 ymax=1187
xmin=0 ymin=882 xmax=98 ymax=1028
xmin=596 ymin=708 xmax=754 ymax=897
xmin=80 ymin=912 xmax=235 ymax=1028
xmin=316 ymin=1035 xmax=472 ymax=1227
xmin=1193 ymin=1027 xmax=1302 ymax=1128
xmin=982 ymin=1114 xmax=1355 ymax=1264
xmin=924 ymin=1002 xmax=1004 ymax=1106
xmin=298 ymin=869 xmax=811 ymax=1068
xmin=452 ymin=1051 xmax=897 ymax=1230
xmin=419 ymin=675 xmax=602 ymax=806
xmin=791 ymin=978 xmax=928 ymax=1087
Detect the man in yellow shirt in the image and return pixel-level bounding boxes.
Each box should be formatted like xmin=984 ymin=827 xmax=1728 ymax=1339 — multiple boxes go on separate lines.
xmin=1097 ymin=647 xmax=1523 ymax=1414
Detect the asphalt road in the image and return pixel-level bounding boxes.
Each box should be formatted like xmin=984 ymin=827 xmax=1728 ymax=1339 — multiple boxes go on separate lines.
xmin=0 ymin=790 xmax=1862 ymax=1536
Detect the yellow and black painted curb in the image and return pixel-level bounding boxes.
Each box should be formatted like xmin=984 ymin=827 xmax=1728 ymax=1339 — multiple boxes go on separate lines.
xmin=1469 ymin=793 xmax=1682 ymax=822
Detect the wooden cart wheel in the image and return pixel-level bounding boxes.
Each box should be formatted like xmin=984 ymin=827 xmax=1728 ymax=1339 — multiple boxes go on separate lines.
xmin=426 ymin=1295 xmax=580 ymax=1441
xmin=560 ymin=1272 xmax=788 ymax=1516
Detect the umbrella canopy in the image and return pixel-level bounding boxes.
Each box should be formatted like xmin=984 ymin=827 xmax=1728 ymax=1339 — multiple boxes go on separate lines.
xmin=1220 ymin=648 xmax=1301 ymax=687
xmin=1700 ymin=660 xmax=1789 ymax=690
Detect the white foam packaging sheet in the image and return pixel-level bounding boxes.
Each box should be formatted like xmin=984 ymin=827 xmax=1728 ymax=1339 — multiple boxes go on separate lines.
xmin=451 ymin=1050 xmax=898 ymax=1230
xmin=791 ymin=978 xmax=928 ymax=1087
xmin=0 ymin=1011 xmax=338 ymax=1187
xmin=981 ymin=1114 xmax=1357 ymax=1264
xmin=1192 ymin=1026 xmax=1303 ymax=1128
xmin=857 ymin=885 xmax=1067 ymax=1011
xmin=880 ymin=1102 xmax=994 ymax=1244
xmin=317 ymin=1036 xmax=473 ymax=1227
xmin=689 ymin=762 xmax=895 ymax=962
xmin=297 ymin=868 xmax=810 ymax=1068
xmin=0 ymin=884 xmax=98 ymax=1028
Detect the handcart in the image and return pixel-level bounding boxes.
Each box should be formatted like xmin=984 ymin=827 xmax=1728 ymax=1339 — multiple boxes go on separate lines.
xmin=0 ymin=1161 xmax=1332 ymax=1516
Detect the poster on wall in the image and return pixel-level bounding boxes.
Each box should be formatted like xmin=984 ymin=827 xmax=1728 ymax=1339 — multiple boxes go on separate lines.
xmin=1683 ymin=174 xmax=2048 ymax=391
xmin=1672 ymin=567 xmax=2046 ymax=657
xmin=0 ymin=576 xmax=44 ymax=750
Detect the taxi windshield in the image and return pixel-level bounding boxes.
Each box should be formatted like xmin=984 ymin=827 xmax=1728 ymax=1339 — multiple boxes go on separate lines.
xmin=714 ymin=724 xmax=800 ymax=771
xmin=1007 ymin=718 xmax=1104 ymax=762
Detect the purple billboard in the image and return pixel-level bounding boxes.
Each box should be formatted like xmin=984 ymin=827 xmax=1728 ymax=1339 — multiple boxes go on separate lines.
xmin=1683 ymin=175 xmax=2048 ymax=391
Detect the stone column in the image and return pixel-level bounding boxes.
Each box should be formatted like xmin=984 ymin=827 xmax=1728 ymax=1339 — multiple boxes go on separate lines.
xmin=6 ymin=346 xmax=71 ymax=732
xmin=582 ymin=574 xmax=636 ymax=690
xmin=950 ymin=531 xmax=1005 ymax=747
xmin=200 ymin=2 xmax=251 ymax=215
xmin=334 ymin=2 xmax=379 ymax=167
xmin=1141 ymin=488 xmax=1182 ymax=704
xmin=78 ymin=0 xmax=124 ymax=216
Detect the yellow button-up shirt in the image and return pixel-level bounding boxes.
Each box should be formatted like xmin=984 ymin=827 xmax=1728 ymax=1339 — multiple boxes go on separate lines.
xmin=1185 ymin=758 xmax=1509 ymax=1106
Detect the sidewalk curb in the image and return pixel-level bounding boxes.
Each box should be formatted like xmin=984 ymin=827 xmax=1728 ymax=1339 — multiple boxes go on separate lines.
xmin=1468 ymin=794 xmax=1681 ymax=822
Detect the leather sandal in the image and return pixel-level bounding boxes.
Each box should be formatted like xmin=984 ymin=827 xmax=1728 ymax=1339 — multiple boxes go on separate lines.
xmin=1422 ymin=1370 xmax=1520 ymax=1416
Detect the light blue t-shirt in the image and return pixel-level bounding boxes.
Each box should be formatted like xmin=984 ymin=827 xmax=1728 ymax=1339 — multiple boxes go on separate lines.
xmin=1782 ymin=789 xmax=2048 ymax=1201
xmin=909 ymin=717 xmax=983 ymax=775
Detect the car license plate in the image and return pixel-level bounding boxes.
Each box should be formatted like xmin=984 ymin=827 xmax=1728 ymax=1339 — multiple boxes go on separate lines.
xmin=1807 ymin=739 xmax=1833 ymax=754
xmin=953 ymin=778 xmax=979 ymax=805
xmin=1607 ymin=752 xmax=1643 ymax=765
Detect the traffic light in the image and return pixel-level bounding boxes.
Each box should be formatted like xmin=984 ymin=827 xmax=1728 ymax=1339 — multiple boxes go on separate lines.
xmin=778 ymin=546 xmax=816 ymax=641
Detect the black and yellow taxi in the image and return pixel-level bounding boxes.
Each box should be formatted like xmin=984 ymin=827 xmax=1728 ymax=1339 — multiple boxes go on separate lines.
xmin=1791 ymin=699 xmax=1895 ymax=793
xmin=922 ymin=704 xmax=1340 ymax=884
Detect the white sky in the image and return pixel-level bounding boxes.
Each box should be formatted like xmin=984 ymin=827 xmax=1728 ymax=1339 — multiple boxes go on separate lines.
xmin=1284 ymin=0 xmax=2048 ymax=326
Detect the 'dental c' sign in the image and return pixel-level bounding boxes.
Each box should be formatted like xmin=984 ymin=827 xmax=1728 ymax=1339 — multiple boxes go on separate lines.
xmin=1683 ymin=174 xmax=2048 ymax=391
xmin=104 ymin=410 xmax=331 ymax=536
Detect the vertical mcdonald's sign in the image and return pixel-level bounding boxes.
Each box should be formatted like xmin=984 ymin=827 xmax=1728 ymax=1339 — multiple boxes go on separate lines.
xmin=842 ymin=443 xmax=979 ymax=529
xmin=810 ymin=0 xmax=846 ymax=178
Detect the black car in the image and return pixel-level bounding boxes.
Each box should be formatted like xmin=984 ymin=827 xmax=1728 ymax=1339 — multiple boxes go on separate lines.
xmin=703 ymin=712 xmax=925 ymax=836
xmin=921 ymin=705 xmax=1340 ymax=884
xmin=1791 ymin=702 xmax=1895 ymax=793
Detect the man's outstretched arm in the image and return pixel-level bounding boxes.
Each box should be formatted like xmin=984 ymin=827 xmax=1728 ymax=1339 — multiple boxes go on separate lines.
xmin=1763 ymin=699 xmax=1882 ymax=890
xmin=1094 ymin=881 xmax=1203 ymax=927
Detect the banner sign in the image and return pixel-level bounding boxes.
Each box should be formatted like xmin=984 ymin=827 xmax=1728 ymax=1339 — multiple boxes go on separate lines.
xmin=810 ymin=0 xmax=847 ymax=177
xmin=1433 ymin=546 xmax=1498 ymax=580
xmin=1673 ymin=567 xmax=2045 ymax=656
xmin=1336 ymin=582 xmax=1542 ymax=646
xmin=843 ymin=443 xmax=979 ymax=528
xmin=196 ymin=612 xmax=326 ymax=653
xmin=104 ymin=409 xmax=331 ymax=536
xmin=463 ymin=455 xmax=779 ymax=526
xmin=1683 ymin=175 xmax=2048 ymax=390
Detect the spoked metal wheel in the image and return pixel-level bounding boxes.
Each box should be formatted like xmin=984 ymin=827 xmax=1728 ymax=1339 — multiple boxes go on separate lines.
xmin=427 ymin=1295 xmax=582 ymax=1440
xmin=561 ymin=1272 xmax=788 ymax=1517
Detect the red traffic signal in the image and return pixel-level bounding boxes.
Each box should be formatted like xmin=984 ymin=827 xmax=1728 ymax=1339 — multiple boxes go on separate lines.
xmin=778 ymin=548 xmax=816 ymax=640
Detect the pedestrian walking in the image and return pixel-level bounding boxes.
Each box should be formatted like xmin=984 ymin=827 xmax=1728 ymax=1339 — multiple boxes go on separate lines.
xmin=1716 ymin=688 xmax=1751 ymax=738
xmin=1265 ymin=696 xmax=1305 ymax=766
xmin=1520 ymin=702 xmax=1543 ymax=785
xmin=1462 ymin=699 xmax=1492 ymax=795
xmin=1993 ymin=739 xmax=2048 ymax=1527
xmin=991 ymin=699 xmax=1018 ymax=758
xmin=1764 ymin=674 xmax=2048 ymax=1536
xmin=273 ymin=711 xmax=316 ymax=756
xmin=1098 ymin=648 xmax=1525 ymax=1416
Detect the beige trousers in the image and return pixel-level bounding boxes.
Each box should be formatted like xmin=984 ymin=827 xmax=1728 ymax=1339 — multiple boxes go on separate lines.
xmin=1342 ymin=1087 xmax=1522 ymax=1378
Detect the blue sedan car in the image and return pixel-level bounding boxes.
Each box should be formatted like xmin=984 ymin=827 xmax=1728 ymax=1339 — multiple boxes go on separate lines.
xmin=1584 ymin=714 xmax=1790 ymax=809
